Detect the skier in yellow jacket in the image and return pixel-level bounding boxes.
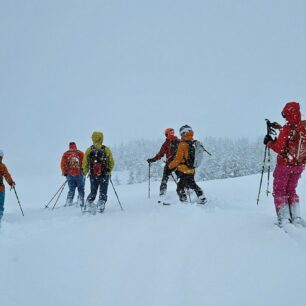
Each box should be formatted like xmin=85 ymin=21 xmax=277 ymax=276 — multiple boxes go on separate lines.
xmin=168 ymin=125 xmax=206 ymax=204
xmin=83 ymin=132 xmax=115 ymax=213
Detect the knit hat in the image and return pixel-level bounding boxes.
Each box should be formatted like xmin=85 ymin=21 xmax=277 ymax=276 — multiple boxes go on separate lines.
xmin=69 ymin=142 xmax=77 ymax=150
xmin=0 ymin=150 xmax=3 ymax=158
xmin=164 ymin=128 xmax=175 ymax=137
xmin=179 ymin=125 xmax=193 ymax=136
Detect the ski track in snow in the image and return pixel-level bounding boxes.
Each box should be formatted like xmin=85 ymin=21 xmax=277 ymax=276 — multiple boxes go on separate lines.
xmin=1 ymin=174 xmax=306 ymax=306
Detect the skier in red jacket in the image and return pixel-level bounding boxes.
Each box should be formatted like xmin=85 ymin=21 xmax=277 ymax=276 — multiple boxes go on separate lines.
xmin=264 ymin=102 xmax=306 ymax=227
xmin=147 ymin=128 xmax=180 ymax=196
xmin=60 ymin=142 xmax=85 ymax=206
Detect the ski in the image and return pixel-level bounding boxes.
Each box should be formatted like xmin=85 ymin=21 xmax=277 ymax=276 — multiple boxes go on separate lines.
xmin=157 ymin=200 xmax=171 ymax=205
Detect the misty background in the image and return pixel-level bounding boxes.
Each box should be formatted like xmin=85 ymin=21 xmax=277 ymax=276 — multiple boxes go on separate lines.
xmin=1 ymin=0 xmax=306 ymax=179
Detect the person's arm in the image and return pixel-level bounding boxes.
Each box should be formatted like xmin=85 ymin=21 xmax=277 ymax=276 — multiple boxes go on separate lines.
xmin=82 ymin=148 xmax=91 ymax=176
xmin=60 ymin=153 xmax=67 ymax=175
xmin=2 ymin=164 xmax=15 ymax=186
xmin=106 ymin=147 xmax=115 ymax=174
xmin=150 ymin=142 xmax=167 ymax=162
xmin=267 ymin=126 xmax=289 ymax=154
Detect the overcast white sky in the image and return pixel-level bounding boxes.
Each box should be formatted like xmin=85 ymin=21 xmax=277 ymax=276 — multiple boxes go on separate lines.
xmin=1 ymin=0 xmax=306 ymax=175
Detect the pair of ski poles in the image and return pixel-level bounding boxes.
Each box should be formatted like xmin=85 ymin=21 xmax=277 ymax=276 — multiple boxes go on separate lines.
xmin=256 ymin=119 xmax=277 ymax=205
xmin=44 ymin=180 xmax=67 ymax=210
xmin=45 ymin=177 xmax=123 ymax=211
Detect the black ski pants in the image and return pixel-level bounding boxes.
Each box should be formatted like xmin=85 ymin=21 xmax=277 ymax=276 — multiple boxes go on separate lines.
xmin=86 ymin=175 xmax=110 ymax=205
xmin=160 ymin=166 xmax=177 ymax=195
xmin=176 ymin=173 xmax=203 ymax=201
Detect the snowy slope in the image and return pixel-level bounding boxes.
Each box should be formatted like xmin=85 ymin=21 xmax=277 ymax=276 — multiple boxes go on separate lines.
xmin=1 ymin=174 xmax=306 ymax=306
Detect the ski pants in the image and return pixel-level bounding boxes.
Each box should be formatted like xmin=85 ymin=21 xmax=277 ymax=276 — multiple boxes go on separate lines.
xmin=273 ymin=164 xmax=304 ymax=216
xmin=176 ymin=173 xmax=203 ymax=200
xmin=67 ymin=174 xmax=85 ymax=204
xmin=0 ymin=191 xmax=4 ymax=220
xmin=160 ymin=166 xmax=177 ymax=195
xmin=86 ymin=175 xmax=110 ymax=205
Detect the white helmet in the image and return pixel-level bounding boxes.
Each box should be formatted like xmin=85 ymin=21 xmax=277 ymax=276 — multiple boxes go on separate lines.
xmin=0 ymin=150 xmax=3 ymax=158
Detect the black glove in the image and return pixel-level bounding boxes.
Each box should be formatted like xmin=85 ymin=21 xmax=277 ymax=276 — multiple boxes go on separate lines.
xmin=263 ymin=135 xmax=273 ymax=145
xmin=269 ymin=122 xmax=282 ymax=130
xmin=147 ymin=158 xmax=154 ymax=163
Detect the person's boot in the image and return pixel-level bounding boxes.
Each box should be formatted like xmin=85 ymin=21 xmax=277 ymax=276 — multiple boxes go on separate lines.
xmin=290 ymin=203 xmax=306 ymax=227
xmin=277 ymin=204 xmax=291 ymax=227
xmin=65 ymin=197 xmax=73 ymax=207
xmin=197 ymin=195 xmax=207 ymax=205
xmin=178 ymin=191 xmax=187 ymax=203
xmin=97 ymin=200 xmax=106 ymax=213
xmin=159 ymin=182 xmax=167 ymax=196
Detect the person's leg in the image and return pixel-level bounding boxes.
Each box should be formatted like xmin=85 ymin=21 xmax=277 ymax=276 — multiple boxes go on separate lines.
xmin=273 ymin=164 xmax=291 ymax=224
xmin=176 ymin=173 xmax=187 ymax=202
xmin=98 ymin=175 xmax=110 ymax=212
xmin=86 ymin=176 xmax=99 ymax=205
xmin=186 ymin=174 xmax=206 ymax=203
xmin=66 ymin=176 xmax=77 ymax=205
xmin=160 ymin=166 xmax=172 ymax=196
xmin=287 ymin=165 xmax=305 ymax=223
xmin=76 ymin=175 xmax=85 ymax=206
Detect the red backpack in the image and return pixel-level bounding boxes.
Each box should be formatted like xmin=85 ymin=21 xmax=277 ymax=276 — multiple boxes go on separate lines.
xmin=287 ymin=120 xmax=306 ymax=164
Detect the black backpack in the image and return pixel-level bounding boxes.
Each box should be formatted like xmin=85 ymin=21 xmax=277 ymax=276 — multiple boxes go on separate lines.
xmin=169 ymin=139 xmax=180 ymax=162
xmin=185 ymin=141 xmax=196 ymax=169
xmin=88 ymin=145 xmax=108 ymax=177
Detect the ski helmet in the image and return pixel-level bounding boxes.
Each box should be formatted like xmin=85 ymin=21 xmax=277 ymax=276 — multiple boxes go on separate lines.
xmin=0 ymin=150 xmax=3 ymax=158
xmin=164 ymin=128 xmax=175 ymax=137
xmin=179 ymin=125 xmax=193 ymax=136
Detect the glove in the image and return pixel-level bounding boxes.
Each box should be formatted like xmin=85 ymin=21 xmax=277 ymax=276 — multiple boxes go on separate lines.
xmin=270 ymin=122 xmax=282 ymax=130
xmin=263 ymin=135 xmax=273 ymax=145
xmin=147 ymin=158 xmax=154 ymax=163
xmin=10 ymin=181 xmax=16 ymax=187
xmin=62 ymin=173 xmax=67 ymax=177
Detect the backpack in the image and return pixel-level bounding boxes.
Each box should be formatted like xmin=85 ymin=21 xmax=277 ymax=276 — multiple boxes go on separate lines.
xmin=169 ymin=139 xmax=180 ymax=162
xmin=286 ymin=120 xmax=306 ymax=164
xmin=186 ymin=140 xmax=205 ymax=169
xmin=88 ymin=145 xmax=108 ymax=177
xmin=66 ymin=151 xmax=82 ymax=171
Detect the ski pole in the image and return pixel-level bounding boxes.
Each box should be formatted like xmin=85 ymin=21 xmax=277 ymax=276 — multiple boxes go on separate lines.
xmin=256 ymin=145 xmax=268 ymax=205
xmin=257 ymin=119 xmax=275 ymax=205
xmin=170 ymin=172 xmax=178 ymax=185
xmin=148 ymin=163 xmax=151 ymax=199
xmin=266 ymin=148 xmax=271 ymax=196
xmin=199 ymin=143 xmax=212 ymax=156
xmin=11 ymin=186 xmax=25 ymax=216
xmin=51 ymin=182 xmax=66 ymax=210
xmin=45 ymin=180 xmax=67 ymax=208
xmin=110 ymin=177 xmax=123 ymax=211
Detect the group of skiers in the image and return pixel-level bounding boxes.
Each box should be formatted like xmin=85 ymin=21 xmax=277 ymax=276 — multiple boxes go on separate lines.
xmin=0 ymin=101 xmax=306 ymax=228
xmin=60 ymin=131 xmax=114 ymax=214
xmin=147 ymin=125 xmax=207 ymax=204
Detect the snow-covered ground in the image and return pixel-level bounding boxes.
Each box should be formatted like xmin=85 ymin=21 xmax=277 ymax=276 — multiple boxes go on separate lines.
xmin=1 ymin=173 xmax=306 ymax=306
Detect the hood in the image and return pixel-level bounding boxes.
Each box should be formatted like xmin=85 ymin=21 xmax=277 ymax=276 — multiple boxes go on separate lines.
xmin=69 ymin=142 xmax=77 ymax=150
xmin=91 ymin=131 xmax=104 ymax=148
xmin=282 ymin=102 xmax=301 ymax=126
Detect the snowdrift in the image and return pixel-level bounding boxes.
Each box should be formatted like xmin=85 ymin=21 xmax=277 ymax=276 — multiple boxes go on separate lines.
xmin=1 ymin=173 xmax=306 ymax=306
